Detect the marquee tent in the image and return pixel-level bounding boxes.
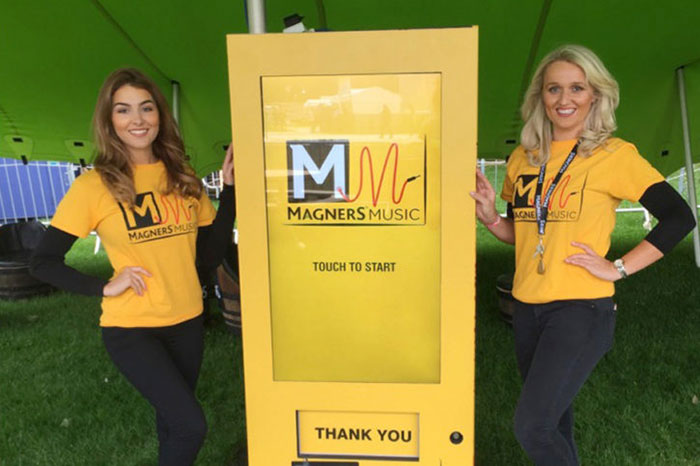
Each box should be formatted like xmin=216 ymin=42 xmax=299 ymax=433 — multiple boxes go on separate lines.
xmin=2 ymin=0 xmax=700 ymax=261
xmin=2 ymin=0 xmax=700 ymax=174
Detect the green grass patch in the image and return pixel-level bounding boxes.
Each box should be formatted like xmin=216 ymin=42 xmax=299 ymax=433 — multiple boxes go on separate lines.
xmin=1 ymin=218 xmax=699 ymax=465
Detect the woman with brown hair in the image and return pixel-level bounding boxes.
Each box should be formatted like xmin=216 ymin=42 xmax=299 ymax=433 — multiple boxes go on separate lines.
xmin=30 ymin=68 xmax=235 ymax=465
xmin=471 ymin=45 xmax=695 ymax=465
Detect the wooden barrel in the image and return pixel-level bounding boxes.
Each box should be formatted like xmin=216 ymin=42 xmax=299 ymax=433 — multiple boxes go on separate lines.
xmin=0 ymin=221 xmax=55 ymax=300
xmin=0 ymin=258 xmax=54 ymax=299
xmin=495 ymin=273 xmax=515 ymax=325
xmin=214 ymin=242 xmax=241 ymax=335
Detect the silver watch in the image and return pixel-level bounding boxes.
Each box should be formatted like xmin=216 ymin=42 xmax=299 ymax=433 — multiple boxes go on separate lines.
xmin=613 ymin=258 xmax=628 ymax=279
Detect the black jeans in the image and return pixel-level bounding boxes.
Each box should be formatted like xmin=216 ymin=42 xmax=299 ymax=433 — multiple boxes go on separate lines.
xmin=512 ymin=298 xmax=616 ymax=466
xmin=102 ymin=314 xmax=207 ymax=466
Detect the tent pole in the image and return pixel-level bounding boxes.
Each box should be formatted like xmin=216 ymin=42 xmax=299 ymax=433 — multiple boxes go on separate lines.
xmin=676 ymin=66 xmax=700 ymax=267
xmin=172 ymin=81 xmax=180 ymax=126
xmin=247 ymin=0 xmax=266 ymax=34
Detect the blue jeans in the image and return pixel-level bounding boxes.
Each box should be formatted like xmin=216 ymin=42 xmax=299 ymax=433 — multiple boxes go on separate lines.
xmin=512 ymin=298 xmax=616 ymax=466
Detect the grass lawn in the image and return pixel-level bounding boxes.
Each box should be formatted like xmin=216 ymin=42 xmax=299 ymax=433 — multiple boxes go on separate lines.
xmin=474 ymin=215 xmax=700 ymax=465
xmin=1 ymin=212 xmax=699 ymax=465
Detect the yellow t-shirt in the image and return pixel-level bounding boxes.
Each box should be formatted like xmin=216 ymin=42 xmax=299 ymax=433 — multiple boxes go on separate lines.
xmin=51 ymin=162 xmax=216 ymax=327
xmin=501 ymin=138 xmax=664 ymax=303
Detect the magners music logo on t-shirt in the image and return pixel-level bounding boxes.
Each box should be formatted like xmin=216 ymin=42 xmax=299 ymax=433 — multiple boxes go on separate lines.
xmin=511 ymin=173 xmax=587 ymax=223
xmin=119 ymin=192 xmax=198 ymax=243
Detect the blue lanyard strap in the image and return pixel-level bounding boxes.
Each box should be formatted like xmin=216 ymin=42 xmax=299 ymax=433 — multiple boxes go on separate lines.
xmin=534 ymin=141 xmax=580 ymax=236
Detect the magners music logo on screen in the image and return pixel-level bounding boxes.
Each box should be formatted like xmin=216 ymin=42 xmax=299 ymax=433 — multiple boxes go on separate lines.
xmin=286 ymin=139 xmax=426 ymax=226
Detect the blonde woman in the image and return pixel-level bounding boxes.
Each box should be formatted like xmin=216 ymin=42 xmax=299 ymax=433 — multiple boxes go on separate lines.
xmin=471 ymin=45 xmax=694 ymax=465
xmin=31 ymin=68 xmax=235 ymax=466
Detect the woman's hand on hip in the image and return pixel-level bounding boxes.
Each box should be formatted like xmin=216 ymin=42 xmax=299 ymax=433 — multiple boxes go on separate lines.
xmin=565 ymin=241 xmax=620 ymax=281
xmin=222 ymin=143 xmax=234 ymax=186
xmin=470 ymin=169 xmax=500 ymax=225
xmin=103 ymin=266 xmax=152 ymax=297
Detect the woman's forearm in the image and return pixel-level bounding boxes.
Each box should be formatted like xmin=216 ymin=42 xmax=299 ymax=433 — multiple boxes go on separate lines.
xmin=484 ymin=215 xmax=515 ymax=244
xmin=29 ymin=226 xmax=107 ymax=296
xmin=196 ymin=185 xmax=236 ymax=271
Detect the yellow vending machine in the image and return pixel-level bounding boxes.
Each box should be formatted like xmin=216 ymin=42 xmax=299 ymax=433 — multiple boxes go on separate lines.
xmin=227 ymin=28 xmax=477 ymax=465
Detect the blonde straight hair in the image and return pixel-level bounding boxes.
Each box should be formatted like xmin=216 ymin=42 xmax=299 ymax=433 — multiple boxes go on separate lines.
xmin=92 ymin=68 xmax=203 ymax=207
xmin=520 ymin=45 xmax=619 ymax=166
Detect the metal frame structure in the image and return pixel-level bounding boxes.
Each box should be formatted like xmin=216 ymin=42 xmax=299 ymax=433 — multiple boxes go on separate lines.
xmin=676 ymin=66 xmax=700 ymax=267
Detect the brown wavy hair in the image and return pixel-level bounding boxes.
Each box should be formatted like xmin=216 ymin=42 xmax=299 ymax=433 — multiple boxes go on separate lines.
xmin=92 ymin=68 xmax=203 ymax=206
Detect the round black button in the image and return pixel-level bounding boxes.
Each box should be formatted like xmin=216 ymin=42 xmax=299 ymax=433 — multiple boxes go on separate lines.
xmin=450 ymin=431 xmax=463 ymax=444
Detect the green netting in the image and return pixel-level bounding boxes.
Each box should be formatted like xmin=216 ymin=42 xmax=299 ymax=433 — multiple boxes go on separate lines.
xmin=1 ymin=0 xmax=700 ymax=175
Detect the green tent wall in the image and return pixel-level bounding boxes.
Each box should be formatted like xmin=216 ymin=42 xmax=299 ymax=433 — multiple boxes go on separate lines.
xmin=2 ymin=0 xmax=700 ymax=177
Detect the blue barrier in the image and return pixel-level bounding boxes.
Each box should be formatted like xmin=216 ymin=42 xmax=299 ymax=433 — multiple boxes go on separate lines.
xmin=0 ymin=157 xmax=77 ymax=223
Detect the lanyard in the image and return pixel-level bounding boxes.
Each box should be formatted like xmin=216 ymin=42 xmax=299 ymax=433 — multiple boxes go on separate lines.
xmin=532 ymin=141 xmax=579 ymax=274
xmin=534 ymin=141 xmax=580 ymax=236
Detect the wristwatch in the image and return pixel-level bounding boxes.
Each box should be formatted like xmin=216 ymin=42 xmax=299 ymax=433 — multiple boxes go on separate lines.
xmin=613 ymin=258 xmax=628 ymax=279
